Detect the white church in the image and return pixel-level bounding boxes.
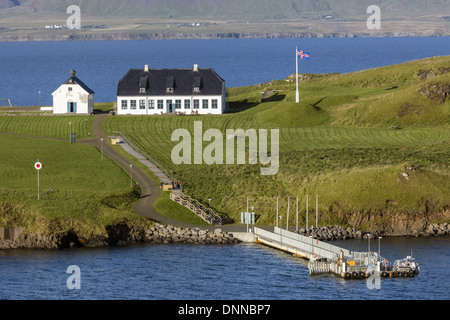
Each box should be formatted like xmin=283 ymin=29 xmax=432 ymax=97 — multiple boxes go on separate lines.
xmin=51 ymin=70 xmax=95 ymax=114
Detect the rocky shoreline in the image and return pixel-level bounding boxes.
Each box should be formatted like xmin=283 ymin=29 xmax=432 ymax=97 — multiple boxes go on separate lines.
xmin=0 ymin=223 xmax=240 ymax=250
xmin=1 ymin=221 xmax=448 ymax=250
xmin=297 ymin=223 xmax=450 ymax=241
xmin=0 ymin=30 xmax=447 ymax=42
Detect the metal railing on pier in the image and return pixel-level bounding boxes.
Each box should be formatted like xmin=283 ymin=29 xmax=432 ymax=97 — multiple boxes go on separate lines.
xmin=254 ymin=227 xmax=379 ymax=266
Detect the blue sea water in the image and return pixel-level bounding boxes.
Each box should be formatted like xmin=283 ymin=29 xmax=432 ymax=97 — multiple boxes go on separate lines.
xmin=0 ymin=237 xmax=449 ymax=300
xmin=0 ymin=37 xmax=449 ymax=106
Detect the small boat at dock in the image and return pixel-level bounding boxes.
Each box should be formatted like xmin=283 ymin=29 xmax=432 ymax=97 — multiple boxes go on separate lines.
xmin=392 ymin=256 xmax=420 ymax=275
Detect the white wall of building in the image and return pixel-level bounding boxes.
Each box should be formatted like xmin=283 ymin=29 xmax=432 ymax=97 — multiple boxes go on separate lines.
xmin=116 ymin=95 xmax=225 ymax=115
xmin=52 ymin=84 xmax=94 ymax=114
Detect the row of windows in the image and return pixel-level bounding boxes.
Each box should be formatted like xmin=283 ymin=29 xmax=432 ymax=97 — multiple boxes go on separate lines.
xmin=121 ymin=99 xmax=219 ymax=110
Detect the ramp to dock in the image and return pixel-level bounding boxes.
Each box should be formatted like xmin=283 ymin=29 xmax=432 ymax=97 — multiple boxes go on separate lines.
xmin=255 ymin=227 xmax=354 ymax=260
xmin=254 ymin=227 xmax=381 ymax=278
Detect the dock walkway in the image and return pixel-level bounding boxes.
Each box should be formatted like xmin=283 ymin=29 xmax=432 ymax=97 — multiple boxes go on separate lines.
xmin=254 ymin=227 xmax=383 ymax=279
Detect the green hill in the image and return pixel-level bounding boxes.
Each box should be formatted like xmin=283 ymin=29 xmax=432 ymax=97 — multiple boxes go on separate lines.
xmin=233 ymin=56 xmax=450 ymax=128
xmin=103 ymin=56 xmax=450 ymax=231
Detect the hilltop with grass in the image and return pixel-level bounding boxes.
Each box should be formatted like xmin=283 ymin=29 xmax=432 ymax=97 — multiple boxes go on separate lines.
xmin=104 ymin=56 xmax=450 ymax=234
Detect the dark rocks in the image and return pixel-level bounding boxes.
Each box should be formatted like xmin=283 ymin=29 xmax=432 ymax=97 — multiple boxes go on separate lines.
xmin=0 ymin=231 xmax=83 ymax=250
xmin=418 ymin=222 xmax=449 ymax=237
xmin=417 ymin=68 xmax=450 ymax=104
xmin=419 ymin=82 xmax=450 ymax=104
xmin=296 ymin=222 xmax=450 ymax=240
xmin=397 ymin=102 xmax=423 ymax=118
xmin=417 ymin=67 xmax=449 ymax=80
xmin=0 ymin=222 xmax=240 ymax=250
xmin=297 ymin=225 xmax=380 ymax=241
xmin=143 ymin=224 xmax=240 ymax=245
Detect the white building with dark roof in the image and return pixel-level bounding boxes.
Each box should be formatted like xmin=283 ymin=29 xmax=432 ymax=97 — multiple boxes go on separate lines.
xmin=52 ymin=70 xmax=95 ymax=114
xmin=116 ymin=64 xmax=226 ymax=115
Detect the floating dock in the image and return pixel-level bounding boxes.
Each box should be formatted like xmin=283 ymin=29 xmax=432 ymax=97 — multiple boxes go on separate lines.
xmin=252 ymin=227 xmax=419 ymax=279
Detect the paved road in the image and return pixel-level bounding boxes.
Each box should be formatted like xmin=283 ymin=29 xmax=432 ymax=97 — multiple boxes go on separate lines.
xmin=83 ymin=113 xmax=248 ymax=232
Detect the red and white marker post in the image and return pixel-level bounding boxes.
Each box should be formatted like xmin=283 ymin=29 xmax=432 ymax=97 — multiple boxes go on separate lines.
xmin=35 ymin=161 xmax=42 ymax=200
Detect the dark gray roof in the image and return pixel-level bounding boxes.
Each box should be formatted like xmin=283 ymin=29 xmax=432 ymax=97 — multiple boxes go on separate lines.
xmin=117 ymin=68 xmax=225 ymax=96
xmin=63 ymin=76 xmax=95 ymax=95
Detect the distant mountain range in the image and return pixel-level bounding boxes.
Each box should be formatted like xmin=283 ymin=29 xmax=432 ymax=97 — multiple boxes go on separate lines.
xmin=0 ymin=0 xmax=448 ymax=41
xmin=3 ymin=0 xmax=449 ymax=20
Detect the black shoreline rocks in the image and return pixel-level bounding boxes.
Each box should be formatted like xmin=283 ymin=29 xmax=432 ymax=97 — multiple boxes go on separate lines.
xmin=2 ymin=222 xmax=448 ymax=250
xmin=297 ymin=225 xmax=381 ymax=241
xmin=0 ymin=223 xmax=240 ymax=250
xmin=297 ymin=223 xmax=450 ymax=241
xmin=420 ymin=223 xmax=450 ymax=237
xmin=143 ymin=224 xmax=240 ymax=245
xmin=1 ymin=31 xmax=447 ymax=43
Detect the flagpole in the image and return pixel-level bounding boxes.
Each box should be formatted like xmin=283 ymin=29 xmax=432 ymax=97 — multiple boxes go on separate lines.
xmin=296 ymin=47 xmax=298 ymax=99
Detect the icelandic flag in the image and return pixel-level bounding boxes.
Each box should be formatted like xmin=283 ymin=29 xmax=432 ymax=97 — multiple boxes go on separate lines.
xmin=297 ymin=49 xmax=310 ymax=60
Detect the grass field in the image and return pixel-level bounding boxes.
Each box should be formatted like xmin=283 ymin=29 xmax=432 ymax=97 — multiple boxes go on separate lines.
xmin=0 ymin=110 xmax=218 ymax=228
xmin=103 ymin=56 xmax=450 ymax=226
xmin=103 ymin=114 xmax=449 ymax=225
xmin=104 ymin=115 xmax=449 ymax=163
xmin=0 ymin=115 xmax=95 ymax=139
xmin=0 ymin=134 xmax=146 ymax=236
xmin=154 ymin=192 xmax=211 ymax=226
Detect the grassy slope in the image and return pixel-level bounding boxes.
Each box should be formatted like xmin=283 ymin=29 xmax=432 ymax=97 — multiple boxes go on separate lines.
xmin=104 ymin=56 xmax=450 ymax=226
xmin=0 ymin=115 xmax=94 ymax=139
xmin=0 ymin=134 xmax=147 ymax=236
xmin=154 ymin=191 xmax=210 ymax=226
xmin=109 ymin=141 xmax=209 ymax=225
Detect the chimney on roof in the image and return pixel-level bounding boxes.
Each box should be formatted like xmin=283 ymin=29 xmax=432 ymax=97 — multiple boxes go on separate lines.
xmin=144 ymin=65 xmax=149 ymax=72
xmin=193 ymin=64 xmax=199 ymax=72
